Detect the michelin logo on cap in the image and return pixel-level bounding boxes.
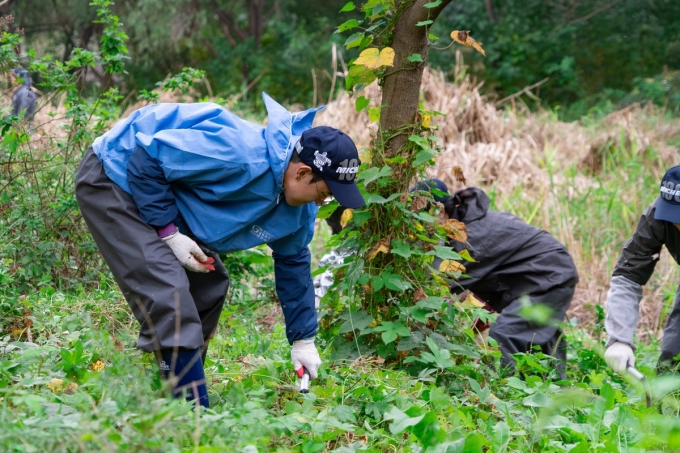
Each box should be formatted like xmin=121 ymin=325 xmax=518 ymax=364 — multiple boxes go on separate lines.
xmin=660 ymin=181 xmax=680 ymax=202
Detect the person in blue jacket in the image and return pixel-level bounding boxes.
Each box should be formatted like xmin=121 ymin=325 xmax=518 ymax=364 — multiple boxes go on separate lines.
xmin=74 ymin=93 xmax=365 ymax=408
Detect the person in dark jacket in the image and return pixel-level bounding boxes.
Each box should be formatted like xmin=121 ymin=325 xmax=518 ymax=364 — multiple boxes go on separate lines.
xmin=443 ymin=187 xmax=579 ymax=373
xmin=11 ymin=69 xmax=37 ymax=124
xmin=75 ymin=94 xmax=365 ymax=408
xmin=604 ymin=164 xmax=680 ymax=374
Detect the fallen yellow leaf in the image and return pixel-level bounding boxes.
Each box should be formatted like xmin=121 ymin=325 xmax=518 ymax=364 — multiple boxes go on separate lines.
xmin=462 ymin=292 xmax=485 ymax=308
xmin=367 ymin=239 xmax=390 ymax=261
xmin=47 ymin=378 xmax=64 ymax=393
xmin=439 ymin=260 xmax=466 ymax=274
xmin=354 ymin=47 xmax=395 ymax=69
xmin=452 ymin=165 xmax=467 ymax=184
xmin=450 ymin=30 xmax=486 ymax=56
xmin=421 ymin=114 xmax=431 ymax=128
xmin=442 ymin=219 xmax=467 ymax=242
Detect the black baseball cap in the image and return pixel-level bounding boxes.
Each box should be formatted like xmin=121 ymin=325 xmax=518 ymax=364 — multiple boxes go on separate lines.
xmin=655 ymin=164 xmax=680 ymax=223
xmin=295 ymin=126 xmax=365 ymax=208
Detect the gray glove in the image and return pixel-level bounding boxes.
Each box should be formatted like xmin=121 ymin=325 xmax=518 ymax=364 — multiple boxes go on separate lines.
xmin=604 ymin=341 xmax=635 ymax=373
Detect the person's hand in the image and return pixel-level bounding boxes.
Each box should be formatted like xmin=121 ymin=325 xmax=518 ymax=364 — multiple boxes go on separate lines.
xmin=161 ymin=230 xmax=215 ymax=273
xmin=291 ymin=338 xmax=321 ymax=379
xmin=604 ymin=341 xmax=635 ymax=373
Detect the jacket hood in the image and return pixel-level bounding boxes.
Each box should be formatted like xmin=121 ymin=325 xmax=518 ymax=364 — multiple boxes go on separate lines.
xmin=263 ymin=93 xmax=324 ymax=189
xmin=446 ymin=187 xmax=490 ymax=222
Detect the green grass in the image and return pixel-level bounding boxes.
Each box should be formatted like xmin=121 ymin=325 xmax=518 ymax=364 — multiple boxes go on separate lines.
xmin=2 ymin=121 xmax=680 ymax=452
xmin=2 ymin=279 xmax=680 ymax=452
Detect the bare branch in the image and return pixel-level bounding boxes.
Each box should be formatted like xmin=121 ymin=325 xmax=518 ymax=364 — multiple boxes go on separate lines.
xmin=569 ymin=0 xmax=622 ymax=24
xmin=496 ymin=77 xmax=549 ymax=106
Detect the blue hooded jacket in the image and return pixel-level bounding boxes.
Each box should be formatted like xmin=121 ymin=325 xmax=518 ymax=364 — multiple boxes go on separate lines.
xmin=91 ymin=93 xmax=322 ymax=343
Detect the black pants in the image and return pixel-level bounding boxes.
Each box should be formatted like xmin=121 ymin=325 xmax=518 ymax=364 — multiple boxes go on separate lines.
xmin=75 ymin=149 xmax=230 ymax=352
xmin=658 ymin=284 xmax=680 ymax=369
xmin=489 ymin=285 xmax=574 ymax=371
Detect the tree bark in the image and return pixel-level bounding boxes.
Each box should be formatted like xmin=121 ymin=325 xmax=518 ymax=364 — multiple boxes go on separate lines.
xmin=379 ymin=0 xmax=453 ymax=154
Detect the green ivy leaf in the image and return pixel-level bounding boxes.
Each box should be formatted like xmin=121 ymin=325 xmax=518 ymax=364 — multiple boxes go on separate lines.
xmin=384 ymin=406 xmax=425 ymax=434
xmin=408 ymin=134 xmax=429 ymax=148
xmin=338 ymin=19 xmax=360 ymax=32
xmin=408 ymin=306 xmax=430 ymax=323
xmin=339 ymin=1 xmax=355 ymax=12
xmin=459 ymin=249 xmax=475 ymax=262
xmin=416 ymin=20 xmax=433 ymax=26
xmin=374 ymin=321 xmax=411 ymax=344
xmin=423 ymin=0 xmax=442 ymax=7
xmin=412 ymin=411 xmax=447 ymax=448
xmin=385 ymin=277 xmax=413 ymax=292
xmin=425 ymin=246 xmax=462 ymax=261
xmin=368 ymin=106 xmax=381 ymax=122
xmin=355 ymin=96 xmax=370 ymax=112
xmin=357 ymin=165 xmax=392 ymax=185
xmin=317 ymin=200 xmax=340 ymax=219
xmin=407 ymin=53 xmax=423 ymax=63
xmin=390 ymin=240 xmax=413 ymax=258
xmin=344 ymin=32 xmax=364 ymax=49
xmin=367 ymin=193 xmax=400 ymax=205
xmin=339 ymin=309 xmax=374 ymax=334
xmin=428 ymin=33 xmax=439 ymax=41
xmin=413 ymin=149 xmax=435 ymax=166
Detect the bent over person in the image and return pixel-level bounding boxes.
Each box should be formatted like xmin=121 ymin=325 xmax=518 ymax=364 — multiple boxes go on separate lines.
xmin=604 ymin=165 xmax=680 ymax=374
xmin=75 ymin=93 xmax=365 ymax=408
xmin=443 ymin=187 xmax=579 ymax=374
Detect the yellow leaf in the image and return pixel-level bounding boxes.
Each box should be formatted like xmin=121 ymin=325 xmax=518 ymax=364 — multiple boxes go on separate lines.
xmin=354 ymin=47 xmax=395 ymax=69
xmin=64 ymin=382 xmax=78 ymax=394
xmin=47 ymin=378 xmax=64 ymax=393
xmin=452 ymin=165 xmax=467 ymax=184
xmin=462 ymin=292 xmax=485 ymax=308
xmin=450 ymin=30 xmax=486 ymax=57
xmin=340 ymin=209 xmax=354 ymax=228
xmin=367 ymin=240 xmax=390 ymax=261
xmin=90 ymin=360 xmax=105 ymax=372
xmin=439 ymin=260 xmax=466 ymax=274
xmin=442 ymin=219 xmax=467 ymax=242
xmin=421 ymin=114 xmax=431 ymax=128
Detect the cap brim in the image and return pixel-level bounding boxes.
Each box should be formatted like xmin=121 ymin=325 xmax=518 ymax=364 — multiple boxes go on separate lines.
xmin=326 ymin=179 xmax=365 ymax=209
xmin=654 ymin=196 xmax=680 ymax=223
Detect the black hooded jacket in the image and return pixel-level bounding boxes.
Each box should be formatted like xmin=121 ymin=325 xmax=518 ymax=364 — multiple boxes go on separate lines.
xmin=444 ymin=188 xmax=579 ymax=312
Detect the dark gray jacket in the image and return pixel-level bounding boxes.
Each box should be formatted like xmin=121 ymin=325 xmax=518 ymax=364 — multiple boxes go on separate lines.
xmin=445 ymin=188 xmax=579 ymax=312
xmin=605 ymin=198 xmax=680 ymax=348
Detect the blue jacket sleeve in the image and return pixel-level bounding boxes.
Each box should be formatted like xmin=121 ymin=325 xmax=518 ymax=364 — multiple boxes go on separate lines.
xmin=273 ymin=246 xmax=318 ymax=344
xmin=127 ymin=145 xmax=179 ymax=227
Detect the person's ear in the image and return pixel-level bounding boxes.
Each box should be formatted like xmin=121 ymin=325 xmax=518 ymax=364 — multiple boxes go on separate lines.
xmin=295 ymin=165 xmax=313 ymax=181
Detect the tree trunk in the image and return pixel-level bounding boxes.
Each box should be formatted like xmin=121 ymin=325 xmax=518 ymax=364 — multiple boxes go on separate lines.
xmin=379 ymin=0 xmax=453 ymax=154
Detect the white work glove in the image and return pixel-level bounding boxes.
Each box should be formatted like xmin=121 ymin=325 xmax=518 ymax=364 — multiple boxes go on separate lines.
xmin=291 ymin=338 xmax=321 ymax=380
xmin=162 ymin=230 xmax=215 ymax=273
xmin=604 ymin=341 xmax=635 ymax=373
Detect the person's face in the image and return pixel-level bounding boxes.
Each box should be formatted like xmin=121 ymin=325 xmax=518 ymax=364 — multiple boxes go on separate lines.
xmin=283 ymin=161 xmax=332 ymax=206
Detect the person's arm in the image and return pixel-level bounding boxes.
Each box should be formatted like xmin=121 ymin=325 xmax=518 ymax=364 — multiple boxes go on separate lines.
xmin=604 ymin=204 xmax=665 ymax=371
xmin=273 ymin=246 xmax=318 ymax=343
xmin=127 ymin=145 xmax=213 ymax=273
xmin=604 ymin=275 xmax=643 ymax=349
xmin=273 ymin=246 xmax=322 ymax=379
xmin=127 ymin=145 xmax=178 ymax=229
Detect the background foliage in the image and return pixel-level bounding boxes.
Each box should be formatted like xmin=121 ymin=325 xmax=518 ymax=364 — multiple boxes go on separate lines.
xmin=3 ymin=0 xmax=680 ymax=115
